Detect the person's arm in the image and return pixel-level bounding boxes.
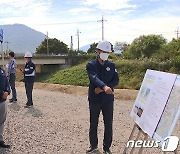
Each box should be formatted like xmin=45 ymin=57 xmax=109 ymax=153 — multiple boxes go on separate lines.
xmin=24 ymin=63 xmax=35 ymax=75
xmin=108 ymin=64 xmax=119 ymax=89
xmin=86 ymin=62 xmax=106 ymax=89
xmin=7 ymin=60 xmax=12 ymax=77
xmin=0 ymin=77 xmax=10 ymax=99
xmin=0 ymin=89 xmax=4 ymax=98
xmin=5 ymin=77 xmax=11 ymax=95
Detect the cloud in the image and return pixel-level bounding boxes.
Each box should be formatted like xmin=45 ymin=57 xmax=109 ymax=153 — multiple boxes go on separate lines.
xmin=68 ymin=7 xmax=93 ymax=14
xmin=81 ymin=0 xmax=137 ymax=11
xmin=0 ymin=0 xmax=52 ymax=18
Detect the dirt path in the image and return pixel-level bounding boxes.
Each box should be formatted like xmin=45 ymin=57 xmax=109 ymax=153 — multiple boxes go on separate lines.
xmin=0 ymin=83 xmax=179 ymax=154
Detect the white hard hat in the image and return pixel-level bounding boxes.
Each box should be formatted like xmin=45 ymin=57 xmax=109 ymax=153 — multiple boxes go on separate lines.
xmin=96 ymin=40 xmax=112 ymax=52
xmin=24 ymin=52 xmax=32 ymax=58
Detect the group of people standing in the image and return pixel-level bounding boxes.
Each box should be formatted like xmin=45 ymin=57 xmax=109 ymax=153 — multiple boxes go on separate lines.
xmin=0 ymin=40 xmax=119 ymax=154
xmin=0 ymin=51 xmax=35 ymax=148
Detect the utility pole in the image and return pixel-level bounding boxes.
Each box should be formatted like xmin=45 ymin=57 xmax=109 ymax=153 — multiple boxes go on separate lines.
xmin=4 ymin=41 xmax=11 ymax=52
xmin=175 ymin=28 xmax=179 ymax=39
xmin=76 ymin=29 xmax=81 ymax=51
xmin=98 ymin=15 xmax=107 ymax=41
xmin=46 ymin=31 xmax=49 ymax=55
xmin=70 ymin=36 xmax=73 ymax=50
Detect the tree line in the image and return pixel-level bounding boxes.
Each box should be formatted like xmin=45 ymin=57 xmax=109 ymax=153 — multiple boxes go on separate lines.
xmin=36 ymin=35 xmax=180 ymax=63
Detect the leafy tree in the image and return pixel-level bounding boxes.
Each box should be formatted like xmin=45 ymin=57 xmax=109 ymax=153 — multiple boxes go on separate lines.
xmin=152 ymin=38 xmax=180 ymax=61
xmin=122 ymin=35 xmax=166 ymax=59
xmin=36 ymin=38 xmax=68 ymax=54
xmin=114 ymin=41 xmax=129 ymax=53
xmin=87 ymin=42 xmax=98 ymax=53
xmin=166 ymin=38 xmax=180 ymax=52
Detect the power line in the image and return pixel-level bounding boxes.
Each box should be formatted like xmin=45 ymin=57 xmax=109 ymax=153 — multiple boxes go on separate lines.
xmin=34 ymin=21 xmax=97 ymax=26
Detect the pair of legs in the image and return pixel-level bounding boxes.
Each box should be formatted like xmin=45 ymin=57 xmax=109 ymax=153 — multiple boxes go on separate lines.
xmin=89 ymin=102 xmax=114 ymax=150
xmin=0 ymin=102 xmax=7 ymax=142
xmin=9 ymin=73 xmax=17 ymax=101
xmin=25 ymin=82 xmax=34 ymax=106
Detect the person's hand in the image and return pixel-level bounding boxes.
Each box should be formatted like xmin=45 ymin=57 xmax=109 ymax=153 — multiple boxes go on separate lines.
xmin=2 ymin=92 xmax=8 ymax=99
xmin=20 ymin=68 xmax=24 ymax=74
xmin=95 ymin=87 xmax=104 ymax=94
xmin=103 ymin=86 xmax=113 ymax=95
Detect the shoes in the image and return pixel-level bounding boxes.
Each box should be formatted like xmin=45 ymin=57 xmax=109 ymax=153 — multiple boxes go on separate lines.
xmin=24 ymin=105 xmax=33 ymax=108
xmin=0 ymin=141 xmax=10 ymax=148
xmin=86 ymin=146 xmax=98 ymax=153
xmin=103 ymin=147 xmax=112 ymax=154
xmin=9 ymin=98 xmax=17 ymax=103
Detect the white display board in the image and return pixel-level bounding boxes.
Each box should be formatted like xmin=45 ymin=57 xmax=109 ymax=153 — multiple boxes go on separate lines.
xmin=153 ymin=75 xmax=180 ymax=145
xmin=130 ymin=69 xmax=177 ymax=137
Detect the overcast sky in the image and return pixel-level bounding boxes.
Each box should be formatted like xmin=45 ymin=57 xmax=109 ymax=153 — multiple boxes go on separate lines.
xmin=0 ymin=0 xmax=180 ymax=49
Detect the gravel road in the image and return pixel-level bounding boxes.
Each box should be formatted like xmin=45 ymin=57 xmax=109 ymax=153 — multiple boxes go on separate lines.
xmin=0 ymin=84 xmax=179 ymax=154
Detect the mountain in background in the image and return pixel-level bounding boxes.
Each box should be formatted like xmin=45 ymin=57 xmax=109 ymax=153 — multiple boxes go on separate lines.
xmin=80 ymin=44 xmax=90 ymax=52
xmin=0 ymin=24 xmax=45 ymax=53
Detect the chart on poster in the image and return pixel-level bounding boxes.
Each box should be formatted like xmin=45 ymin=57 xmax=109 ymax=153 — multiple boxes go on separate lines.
xmin=130 ymin=69 xmax=177 ymax=137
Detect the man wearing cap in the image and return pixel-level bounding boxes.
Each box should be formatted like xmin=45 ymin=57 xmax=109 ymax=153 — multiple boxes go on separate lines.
xmin=86 ymin=41 xmax=119 ymax=154
xmin=0 ymin=66 xmax=10 ymax=148
xmin=20 ymin=52 xmax=35 ymax=108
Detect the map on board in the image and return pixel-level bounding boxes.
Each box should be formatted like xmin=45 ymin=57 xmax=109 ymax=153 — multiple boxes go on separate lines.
xmin=130 ymin=69 xmax=177 ymax=137
xmin=153 ymin=75 xmax=180 ymax=144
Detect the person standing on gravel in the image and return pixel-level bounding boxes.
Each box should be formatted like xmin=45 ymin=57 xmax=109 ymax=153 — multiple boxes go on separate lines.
xmin=86 ymin=40 xmax=119 ymax=154
xmin=7 ymin=51 xmax=17 ymax=103
xmin=0 ymin=66 xmax=11 ymax=148
xmin=20 ymin=52 xmax=35 ymax=108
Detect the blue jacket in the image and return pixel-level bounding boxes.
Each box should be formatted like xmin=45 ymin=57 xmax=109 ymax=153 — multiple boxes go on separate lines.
xmin=0 ymin=67 xmax=10 ymax=103
xmin=86 ymin=58 xmax=119 ymax=104
xmin=24 ymin=60 xmax=36 ymax=83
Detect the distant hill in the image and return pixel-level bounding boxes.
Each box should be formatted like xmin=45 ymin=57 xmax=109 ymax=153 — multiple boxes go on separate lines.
xmin=0 ymin=24 xmax=45 ymax=53
xmin=80 ymin=44 xmax=90 ymax=52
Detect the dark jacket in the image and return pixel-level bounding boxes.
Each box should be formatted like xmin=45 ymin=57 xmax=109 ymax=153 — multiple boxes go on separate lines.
xmin=0 ymin=67 xmax=10 ymax=103
xmin=86 ymin=58 xmax=119 ymax=104
xmin=24 ymin=60 xmax=36 ymax=83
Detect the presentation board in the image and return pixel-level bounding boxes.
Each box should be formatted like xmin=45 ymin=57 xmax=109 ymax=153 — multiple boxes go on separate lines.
xmin=130 ymin=69 xmax=177 ymax=137
xmin=153 ymin=75 xmax=180 ymax=145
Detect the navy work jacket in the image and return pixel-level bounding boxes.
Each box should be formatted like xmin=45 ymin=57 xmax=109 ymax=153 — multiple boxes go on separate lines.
xmin=0 ymin=67 xmax=10 ymax=103
xmin=24 ymin=60 xmax=36 ymax=83
xmin=86 ymin=58 xmax=119 ymax=104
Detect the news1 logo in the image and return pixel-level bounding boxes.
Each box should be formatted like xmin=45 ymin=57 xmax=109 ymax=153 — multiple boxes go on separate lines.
xmin=162 ymin=136 xmax=179 ymax=152
xmin=126 ymin=136 xmax=179 ymax=152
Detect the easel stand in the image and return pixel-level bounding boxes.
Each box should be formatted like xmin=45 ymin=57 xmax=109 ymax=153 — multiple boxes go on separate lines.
xmin=123 ymin=124 xmax=148 ymax=154
xmin=123 ymin=124 xmax=178 ymax=154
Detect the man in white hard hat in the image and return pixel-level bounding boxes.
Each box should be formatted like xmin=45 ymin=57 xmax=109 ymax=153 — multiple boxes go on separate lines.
xmin=86 ymin=40 xmax=119 ymax=154
xmin=20 ymin=52 xmax=35 ymax=108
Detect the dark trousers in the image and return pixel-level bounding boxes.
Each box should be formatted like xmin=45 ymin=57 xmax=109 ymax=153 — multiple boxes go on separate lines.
xmin=89 ymin=102 xmax=114 ymax=149
xmin=9 ymin=73 xmax=17 ymax=100
xmin=25 ymin=82 xmax=34 ymax=106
